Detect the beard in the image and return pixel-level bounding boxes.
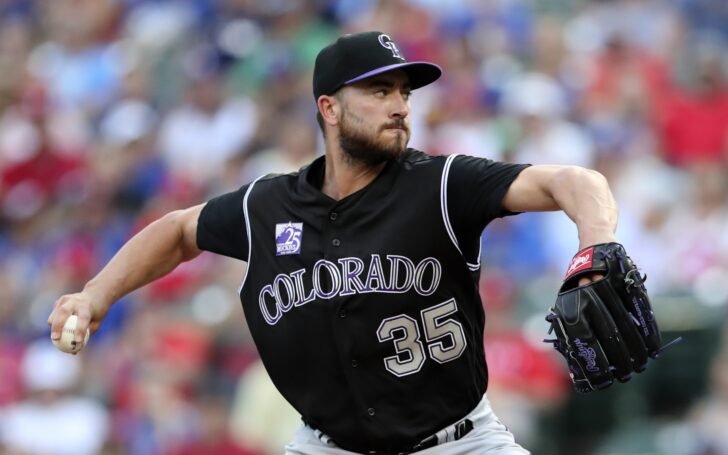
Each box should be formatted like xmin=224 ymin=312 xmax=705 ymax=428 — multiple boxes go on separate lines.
xmin=338 ymin=108 xmax=410 ymax=166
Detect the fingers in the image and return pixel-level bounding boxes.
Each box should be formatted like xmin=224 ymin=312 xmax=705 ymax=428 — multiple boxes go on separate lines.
xmin=49 ymin=296 xmax=73 ymax=341
xmin=75 ymin=307 xmax=92 ymax=343
xmin=578 ymin=273 xmax=604 ymax=287
xmin=48 ymin=293 xmax=93 ymax=343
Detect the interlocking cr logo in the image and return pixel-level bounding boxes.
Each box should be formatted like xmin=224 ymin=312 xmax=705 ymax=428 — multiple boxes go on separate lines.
xmin=378 ymin=34 xmax=405 ymax=60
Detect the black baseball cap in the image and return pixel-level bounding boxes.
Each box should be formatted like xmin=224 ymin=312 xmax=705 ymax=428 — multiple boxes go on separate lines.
xmin=313 ymin=31 xmax=442 ymax=100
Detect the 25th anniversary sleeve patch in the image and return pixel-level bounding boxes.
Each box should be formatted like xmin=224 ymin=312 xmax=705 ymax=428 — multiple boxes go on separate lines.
xmin=276 ymin=222 xmax=303 ymax=256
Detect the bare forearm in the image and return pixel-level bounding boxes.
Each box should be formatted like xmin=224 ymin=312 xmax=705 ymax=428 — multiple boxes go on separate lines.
xmin=83 ymin=209 xmax=202 ymax=310
xmin=549 ymin=167 xmax=618 ymax=248
xmin=48 ymin=204 xmax=204 ymax=341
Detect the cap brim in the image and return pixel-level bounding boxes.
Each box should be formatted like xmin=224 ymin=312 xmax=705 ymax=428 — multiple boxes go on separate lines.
xmin=344 ymin=62 xmax=442 ymax=90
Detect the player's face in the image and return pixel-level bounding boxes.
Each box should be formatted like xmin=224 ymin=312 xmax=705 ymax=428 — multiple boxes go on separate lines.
xmin=336 ymin=70 xmax=412 ymax=166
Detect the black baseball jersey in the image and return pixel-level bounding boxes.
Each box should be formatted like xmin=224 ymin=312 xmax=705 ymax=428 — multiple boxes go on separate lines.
xmin=197 ymin=149 xmax=528 ymax=453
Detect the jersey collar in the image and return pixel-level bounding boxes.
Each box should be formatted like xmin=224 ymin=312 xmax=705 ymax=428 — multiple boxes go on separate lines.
xmin=298 ymin=152 xmax=404 ymax=207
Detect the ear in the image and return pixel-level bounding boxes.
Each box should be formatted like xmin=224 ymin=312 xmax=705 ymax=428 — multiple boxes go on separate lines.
xmin=317 ymin=95 xmax=341 ymax=129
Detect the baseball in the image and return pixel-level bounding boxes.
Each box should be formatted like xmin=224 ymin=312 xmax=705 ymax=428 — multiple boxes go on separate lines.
xmin=52 ymin=315 xmax=90 ymax=354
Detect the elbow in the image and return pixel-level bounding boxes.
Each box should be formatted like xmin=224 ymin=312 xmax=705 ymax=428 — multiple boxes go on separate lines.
xmin=550 ymin=166 xmax=617 ymax=211
xmin=552 ymin=166 xmax=609 ymax=192
xmin=159 ymin=208 xmax=203 ymax=261
xmin=156 ymin=209 xmax=187 ymax=234
xmin=556 ymin=165 xmax=604 ymax=180
xmin=583 ymin=168 xmax=609 ymax=187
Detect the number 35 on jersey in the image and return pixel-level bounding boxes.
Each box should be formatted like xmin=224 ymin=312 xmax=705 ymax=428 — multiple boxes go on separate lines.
xmin=377 ymin=299 xmax=467 ymax=377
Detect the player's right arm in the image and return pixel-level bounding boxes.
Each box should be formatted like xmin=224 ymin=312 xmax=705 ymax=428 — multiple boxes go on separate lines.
xmin=47 ymin=204 xmax=206 ymax=345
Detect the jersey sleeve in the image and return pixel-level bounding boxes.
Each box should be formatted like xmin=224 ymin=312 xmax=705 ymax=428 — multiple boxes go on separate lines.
xmin=196 ymin=184 xmax=251 ymax=261
xmin=447 ymin=155 xmax=530 ymax=234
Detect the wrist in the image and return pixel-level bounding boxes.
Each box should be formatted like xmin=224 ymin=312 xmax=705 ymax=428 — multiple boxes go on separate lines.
xmin=578 ymin=228 xmax=617 ymax=250
xmin=82 ymin=281 xmax=115 ymax=313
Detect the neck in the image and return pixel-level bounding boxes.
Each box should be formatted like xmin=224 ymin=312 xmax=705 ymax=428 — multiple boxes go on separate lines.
xmin=322 ymin=141 xmax=388 ymax=200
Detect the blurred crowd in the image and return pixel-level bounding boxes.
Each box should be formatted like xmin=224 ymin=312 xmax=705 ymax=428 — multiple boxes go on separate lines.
xmin=1 ymin=0 xmax=728 ymax=454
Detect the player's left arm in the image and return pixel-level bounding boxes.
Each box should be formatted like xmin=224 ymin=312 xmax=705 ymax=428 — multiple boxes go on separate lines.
xmin=516 ymin=165 xmax=683 ymax=390
xmin=502 ymin=164 xmax=618 ymax=250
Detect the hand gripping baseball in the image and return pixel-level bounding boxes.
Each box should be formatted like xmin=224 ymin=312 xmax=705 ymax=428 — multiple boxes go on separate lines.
xmin=48 ymin=291 xmax=108 ymax=354
xmin=544 ymin=243 xmax=681 ymax=393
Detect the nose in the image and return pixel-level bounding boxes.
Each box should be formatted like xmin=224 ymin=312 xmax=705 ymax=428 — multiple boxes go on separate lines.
xmin=391 ymin=92 xmax=409 ymax=119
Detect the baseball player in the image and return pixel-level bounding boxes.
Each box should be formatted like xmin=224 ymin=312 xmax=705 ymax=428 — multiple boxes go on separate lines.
xmin=48 ymin=31 xmax=673 ymax=454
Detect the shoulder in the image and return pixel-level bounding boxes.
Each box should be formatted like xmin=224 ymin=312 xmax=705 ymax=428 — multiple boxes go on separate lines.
xmin=247 ymin=169 xmax=301 ymax=193
xmin=447 ymin=154 xmax=529 ymax=177
xmin=399 ymin=150 xmax=498 ymax=171
xmin=395 ymin=150 xmax=519 ymax=182
xmin=398 ymin=148 xmax=448 ymax=170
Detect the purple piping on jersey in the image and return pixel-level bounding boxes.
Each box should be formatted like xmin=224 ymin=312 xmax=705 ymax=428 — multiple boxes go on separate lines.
xmin=344 ymin=62 xmax=442 ymax=85
xmin=441 ymin=154 xmax=480 ymax=272
xmin=238 ymin=175 xmax=266 ymax=295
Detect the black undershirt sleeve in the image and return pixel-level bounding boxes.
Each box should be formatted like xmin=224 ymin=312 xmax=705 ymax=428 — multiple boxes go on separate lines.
xmin=447 ymin=155 xmax=531 ymax=242
xmin=196 ymin=184 xmax=251 ymax=261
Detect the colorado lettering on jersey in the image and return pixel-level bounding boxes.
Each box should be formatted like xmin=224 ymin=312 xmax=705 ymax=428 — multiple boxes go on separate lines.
xmin=258 ymin=254 xmax=442 ymax=325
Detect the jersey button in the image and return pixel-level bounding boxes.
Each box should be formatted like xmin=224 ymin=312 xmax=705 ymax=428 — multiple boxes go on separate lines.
xmin=367 ymin=407 xmax=375 ymax=416
xmin=351 ymin=359 xmax=358 ymax=367
xmin=329 ymin=212 xmax=338 ymax=221
xmin=332 ymin=238 xmax=341 ymax=247
xmin=339 ymin=310 xmax=346 ymax=318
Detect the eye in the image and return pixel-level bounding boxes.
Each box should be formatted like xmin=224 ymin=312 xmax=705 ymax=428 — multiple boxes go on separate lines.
xmin=402 ymin=90 xmax=412 ymax=100
xmin=374 ymin=89 xmax=387 ymax=98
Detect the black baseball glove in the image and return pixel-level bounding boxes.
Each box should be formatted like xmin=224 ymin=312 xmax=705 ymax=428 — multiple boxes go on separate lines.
xmin=544 ymin=242 xmax=680 ymax=393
